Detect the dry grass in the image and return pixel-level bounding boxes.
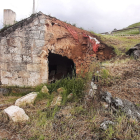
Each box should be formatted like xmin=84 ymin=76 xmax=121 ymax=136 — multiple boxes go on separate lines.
xmin=0 ymin=35 xmax=140 ymax=139
xmin=0 ymin=93 xmax=140 ymax=140
xmin=100 ymin=58 xmax=140 ymax=104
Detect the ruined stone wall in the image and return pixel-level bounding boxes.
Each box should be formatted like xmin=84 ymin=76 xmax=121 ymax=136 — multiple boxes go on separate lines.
xmin=0 ymin=13 xmax=115 ymax=87
xmin=0 ymin=13 xmax=48 ymax=86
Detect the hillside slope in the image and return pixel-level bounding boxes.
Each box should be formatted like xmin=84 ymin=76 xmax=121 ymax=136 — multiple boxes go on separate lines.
xmin=0 ymin=35 xmax=140 ymax=140
xmin=127 ymin=22 xmax=140 ymax=28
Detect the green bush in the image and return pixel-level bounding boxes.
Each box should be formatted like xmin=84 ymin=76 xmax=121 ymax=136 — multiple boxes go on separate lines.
xmin=48 ymin=77 xmax=85 ymax=98
xmin=35 ymin=76 xmax=85 ymax=103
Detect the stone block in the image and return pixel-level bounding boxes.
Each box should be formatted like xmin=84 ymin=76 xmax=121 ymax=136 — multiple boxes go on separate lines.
xmin=9 ymin=47 xmax=19 ymax=54
xmin=35 ymin=40 xmax=45 ymax=48
xmin=3 ymin=54 xmax=11 ymax=62
xmin=40 ymin=79 xmax=48 ymax=84
xmin=51 ymin=95 xmax=62 ymax=107
xmin=1 ymin=78 xmax=9 ymax=85
xmin=39 ymin=31 xmax=45 ymax=40
xmin=38 ymin=25 xmax=45 ymax=31
xmin=12 ymin=54 xmax=22 ymax=63
xmin=4 ymin=105 xmax=29 ymax=122
xmin=23 ymin=55 xmax=32 ymax=63
xmin=18 ymin=71 xmax=30 ymax=78
xmin=0 ymin=63 xmax=7 ymax=70
xmin=1 ymin=38 xmax=7 ymax=45
xmin=22 ymin=78 xmax=28 ymax=86
xmin=23 ymin=37 xmax=33 ymax=46
xmin=29 ymin=31 xmax=40 ymax=39
xmin=31 ymin=26 xmax=38 ymax=30
xmin=0 ymin=46 xmax=4 ymax=54
xmin=0 ymin=56 xmax=4 ymax=62
xmin=40 ymin=19 xmax=46 ymax=24
xmin=41 ymin=85 xmax=49 ymax=94
xmin=9 ymin=78 xmax=22 ymax=86
xmin=32 ymin=55 xmax=41 ymax=64
xmin=13 ymin=37 xmax=22 ymax=47
xmin=34 ymin=19 xmax=39 ymax=25
xmin=10 ymin=63 xmax=27 ymax=71
xmin=19 ymin=31 xmax=26 ymax=37
xmin=15 ymin=92 xmax=38 ymax=107
xmin=1 ymin=71 xmax=12 ymax=78
xmin=27 ymin=64 xmax=41 ymax=72
xmin=28 ymin=72 xmax=41 ymax=86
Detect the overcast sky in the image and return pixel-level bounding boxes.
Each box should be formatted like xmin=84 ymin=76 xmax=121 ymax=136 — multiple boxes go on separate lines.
xmin=0 ymin=0 xmax=140 ymax=33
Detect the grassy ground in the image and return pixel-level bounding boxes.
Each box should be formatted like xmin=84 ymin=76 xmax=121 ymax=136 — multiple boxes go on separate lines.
xmin=97 ymin=34 xmax=140 ymax=55
xmin=0 ymin=35 xmax=140 ymax=140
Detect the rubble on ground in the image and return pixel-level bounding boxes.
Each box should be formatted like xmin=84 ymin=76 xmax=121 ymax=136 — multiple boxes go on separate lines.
xmin=100 ymin=91 xmax=140 ymax=121
xmin=41 ymin=85 xmax=49 ymax=94
xmin=100 ymin=120 xmax=114 ymax=130
xmin=126 ymin=43 xmax=140 ymax=59
xmin=15 ymin=92 xmax=38 ymax=107
xmin=3 ymin=105 xmax=29 ymax=122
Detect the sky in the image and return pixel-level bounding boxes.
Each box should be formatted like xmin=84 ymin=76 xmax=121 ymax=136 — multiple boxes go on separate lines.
xmin=0 ymin=0 xmax=140 ymax=33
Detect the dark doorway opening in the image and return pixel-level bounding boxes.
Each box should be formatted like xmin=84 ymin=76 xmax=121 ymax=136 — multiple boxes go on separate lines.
xmin=48 ymin=52 xmax=75 ymax=82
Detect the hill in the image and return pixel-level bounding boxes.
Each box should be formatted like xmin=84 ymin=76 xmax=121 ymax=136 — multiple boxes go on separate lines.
xmin=127 ymin=22 xmax=140 ymax=28
xmin=110 ymin=22 xmax=140 ymax=35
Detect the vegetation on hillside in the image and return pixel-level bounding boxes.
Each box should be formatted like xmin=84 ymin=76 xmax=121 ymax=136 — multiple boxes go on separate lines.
xmin=112 ymin=28 xmax=139 ymax=35
xmin=96 ymin=34 xmax=140 ymax=55
xmin=127 ymin=22 xmax=140 ymax=28
xmin=0 ymin=34 xmax=140 ymax=139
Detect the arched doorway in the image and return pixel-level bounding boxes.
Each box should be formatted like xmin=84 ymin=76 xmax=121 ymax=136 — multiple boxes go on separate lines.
xmin=48 ymin=52 xmax=75 ymax=82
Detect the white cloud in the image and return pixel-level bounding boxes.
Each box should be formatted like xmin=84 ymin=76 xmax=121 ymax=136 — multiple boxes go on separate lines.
xmin=0 ymin=0 xmax=140 ymax=33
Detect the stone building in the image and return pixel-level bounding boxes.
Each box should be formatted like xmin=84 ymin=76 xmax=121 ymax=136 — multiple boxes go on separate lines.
xmin=0 ymin=12 xmax=114 ymax=86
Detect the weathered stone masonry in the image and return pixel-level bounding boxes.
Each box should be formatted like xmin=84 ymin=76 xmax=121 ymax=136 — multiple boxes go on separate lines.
xmin=0 ymin=12 xmax=114 ymax=86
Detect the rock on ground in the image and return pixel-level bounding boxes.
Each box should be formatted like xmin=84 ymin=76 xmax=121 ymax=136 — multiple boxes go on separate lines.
xmin=100 ymin=91 xmax=112 ymax=104
xmin=15 ymin=92 xmax=38 ymax=107
xmin=100 ymin=120 xmax=114 ymax=130
xmin=67 ymin=93 xmax=73 ymax=99
xmin=100 ymin=91 xmax=140 ymax=121
xmin=41 ymin=85 xmax=49 ymax=94
xmin=57 ymin=87 xmax=65 ymax=94
xmin=0 ymin=88 xmax=10 ymax=96
xmin=91 ymin=82 xmax=97 ymax=90
xmin=3 ymin=105 xmax=29 ymax=122
xmin=51 ymin=95 xmax=62 ymax=107
xmin=55 ymin=106 xmax=72 ymax=119
xmin=126 ymin=43 xmax=140 ymax=59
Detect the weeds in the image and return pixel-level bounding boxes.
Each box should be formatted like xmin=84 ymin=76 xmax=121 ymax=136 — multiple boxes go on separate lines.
xmin=105 ymin=125 xmax=115 ymax=140
xmin=100 ymin=69 xmax=109 ymax=79
xmin=114 ymin=46 xmax=122 ymax=55
xmin=35 ymin=76 xmax=85 ymax=103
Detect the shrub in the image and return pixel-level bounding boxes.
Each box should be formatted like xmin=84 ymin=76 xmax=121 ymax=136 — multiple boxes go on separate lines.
xmin=35 ymin=76 xmax=86 ymax=104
